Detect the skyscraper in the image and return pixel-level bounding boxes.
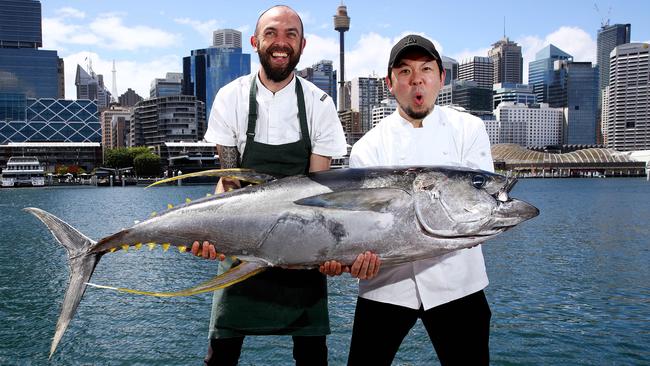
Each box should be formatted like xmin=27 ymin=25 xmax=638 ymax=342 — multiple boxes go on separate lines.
xmin=182 ymin=29 xmax=250 ymax=116
xmin=548 ymin=60 xmax=599 ymax=145
xmin=298 ymin=60 xmax=337 ymax=106
xmin=350 ymin=76 xmax=389 ymax=133
xmin=459 ymin=56 xmax=493 ymax=89
xmin=528 ymin=44 xmax=572 ymax=103
xmin=150 ymin=72 xmax=182 ymax=98
xmin=488 ymin=37 xmax=523 ymax=84
xmin=75 ymin=64 xmax=111 ymax=109
xmin=0 ymin=0 xmax=63 ymax=99
xmin=597 ymin=24 xmax=631 ymax=96
xmin=605 ymin=43 xmax=650 ymax=151
xmin=441 ymin=56 xmax=459 ymax=86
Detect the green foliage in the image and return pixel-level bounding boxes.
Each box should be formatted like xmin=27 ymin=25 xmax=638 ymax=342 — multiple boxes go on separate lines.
xmin=104 ymin=147 xmax=151 ymax=168
xmin=133 ymin=153 xmax=161 ymax=177
xmin=55 ymin=165 xmax=68 ymax=175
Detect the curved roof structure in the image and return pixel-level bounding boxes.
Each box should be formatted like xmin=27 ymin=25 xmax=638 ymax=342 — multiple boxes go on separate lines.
xmin=491 ymin=144 xmax=637 ymax=165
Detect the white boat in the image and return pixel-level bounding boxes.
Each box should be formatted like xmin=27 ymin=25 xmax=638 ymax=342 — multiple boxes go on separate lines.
xmin=1 ymin=156 xmax=46 ymax=187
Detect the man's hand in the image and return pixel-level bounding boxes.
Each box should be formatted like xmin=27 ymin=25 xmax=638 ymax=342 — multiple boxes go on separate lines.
xmin=190 ymin=241 xmax=226 ymax=261
xmin=319 ymin=252 xmax=381 ymax=280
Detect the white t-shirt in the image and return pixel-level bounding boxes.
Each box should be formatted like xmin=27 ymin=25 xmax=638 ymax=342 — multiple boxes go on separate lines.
xmin=349 ymin=106 xmax=493 ymax=310
xmin=204 ymin=73 xmax=347 ymax=158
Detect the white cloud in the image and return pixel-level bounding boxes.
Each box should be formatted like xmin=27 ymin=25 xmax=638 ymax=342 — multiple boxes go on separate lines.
xmin=174 ymin=18 xmax=220 ymax=45
xmin=63 ymin=52 xmax=182 ymax=100
xmin=517 ymin=26 xmax=597 ymax=83
xmin=55 ymin=7 xmax=85 ymax=19
xmin=42 ymin=18 xmax=101 ymax=51
xmin=89 ymin=15 xmax=181 ymax=51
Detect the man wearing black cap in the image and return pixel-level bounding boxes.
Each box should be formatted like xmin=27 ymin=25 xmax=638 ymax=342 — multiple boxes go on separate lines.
xmin=347 ymin=34 xmax=493 ymax=365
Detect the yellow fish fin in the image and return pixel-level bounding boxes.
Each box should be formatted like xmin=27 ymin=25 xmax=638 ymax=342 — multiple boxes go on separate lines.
xmin=85 ymin=261 xmax=267 ymax=297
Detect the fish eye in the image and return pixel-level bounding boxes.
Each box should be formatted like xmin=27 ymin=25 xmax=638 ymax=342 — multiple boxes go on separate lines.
xmin=471 ymin=174 xmax=486 ymax=189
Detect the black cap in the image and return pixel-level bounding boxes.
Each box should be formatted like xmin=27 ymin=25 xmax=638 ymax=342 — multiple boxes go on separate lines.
xmin=387 ymin=34 xmax=442 ymax=76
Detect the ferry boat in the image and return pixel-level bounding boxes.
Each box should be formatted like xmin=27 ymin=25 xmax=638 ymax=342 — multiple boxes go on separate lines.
xmin=1 ymin=156 xmax=46 ymax=187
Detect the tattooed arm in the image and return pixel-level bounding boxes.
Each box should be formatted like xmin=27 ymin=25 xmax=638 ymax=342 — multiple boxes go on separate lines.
xmin=217 ymin=145 xmax=240 ymax=169
xmin=216 ymin=145 xmax=241 ymax=194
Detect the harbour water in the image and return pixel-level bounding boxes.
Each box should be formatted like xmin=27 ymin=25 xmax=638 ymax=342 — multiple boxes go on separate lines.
xmin=1 ymin=178 xmax=649 ymax=365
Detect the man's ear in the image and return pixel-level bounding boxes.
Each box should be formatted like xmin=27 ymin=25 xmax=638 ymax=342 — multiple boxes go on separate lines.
xmin=300 ymin=37 xmax=306 ymax=53
xmin=385 ymin=75 xmax=394 ymax=95
xmin=250 ymin=35 xmax=258 ymax=51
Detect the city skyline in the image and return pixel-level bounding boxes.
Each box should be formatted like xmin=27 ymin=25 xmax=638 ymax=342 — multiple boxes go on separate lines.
xmin=40 ymin=0 xmax=650 ymax=100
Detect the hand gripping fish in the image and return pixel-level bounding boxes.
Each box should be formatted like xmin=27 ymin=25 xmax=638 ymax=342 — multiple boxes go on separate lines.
xmin=25 ymin=167 xmax=538 ymax=357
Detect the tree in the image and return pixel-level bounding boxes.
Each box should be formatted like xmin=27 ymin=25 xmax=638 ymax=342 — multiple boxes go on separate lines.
xmin=133 ymin=153 xmax=161 ymax=177
xmin=104 ymin=147 xmax=151 ymax=168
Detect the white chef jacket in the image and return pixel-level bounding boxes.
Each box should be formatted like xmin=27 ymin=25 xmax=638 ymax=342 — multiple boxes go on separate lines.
xmin=349 ymin=105 xmax=493 ymax=310
xmin=204 ymin=72 xmax=347 ymax=159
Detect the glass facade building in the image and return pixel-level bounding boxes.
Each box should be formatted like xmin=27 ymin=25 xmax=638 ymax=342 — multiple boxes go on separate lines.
xmin=183 ymin=46 xmax=250 ymax=117
xmin=0 ymin=0 xmax=42 ymax=49
xmin=298 ymin=60 xmax=337 ymax=106
xmin=597 ymin=24 xmax=631 ymax=95
xmin=1 ymin=0 xmax=62 ymax=99
xmin=0 ymin=48 xmax=61 ymax=99
xmin=528 ymin=44 xmax=572 ymax=103
xmin=0 ymin=95 xmax=100 ymax=143
xmin=548 ymin=61 xmax=599 ymax=145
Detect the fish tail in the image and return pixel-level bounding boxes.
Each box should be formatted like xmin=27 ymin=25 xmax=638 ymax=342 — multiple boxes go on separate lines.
xmin=23 ymin=207 xmax=101 ymax=359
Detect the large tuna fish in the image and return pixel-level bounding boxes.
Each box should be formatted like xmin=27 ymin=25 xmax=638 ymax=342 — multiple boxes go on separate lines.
xmin=25 ymin=167 xmax=538 ymax=357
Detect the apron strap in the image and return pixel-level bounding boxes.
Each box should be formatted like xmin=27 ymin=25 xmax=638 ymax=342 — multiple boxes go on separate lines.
xmin=244 ymin=74 xmax=312 ymax=155
xmin=294 ymin=78 xmax=312 ymax=153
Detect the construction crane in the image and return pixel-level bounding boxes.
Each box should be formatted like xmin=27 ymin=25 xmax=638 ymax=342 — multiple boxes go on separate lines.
xmin=594 ymin=3 xmax=611 ymax=28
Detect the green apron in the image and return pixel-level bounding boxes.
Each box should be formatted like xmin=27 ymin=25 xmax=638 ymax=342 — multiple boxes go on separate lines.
xmin=208 ymin=75 xmax=330 ymax=338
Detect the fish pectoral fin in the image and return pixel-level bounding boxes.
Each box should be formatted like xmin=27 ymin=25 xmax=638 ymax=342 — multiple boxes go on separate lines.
xmin=294 ymin=188 xmax=410 ymax=213
xmin=146 ymin=168 xmax=276 ymax=188
xmin=85 ymin=261 xmax=268 ymax=297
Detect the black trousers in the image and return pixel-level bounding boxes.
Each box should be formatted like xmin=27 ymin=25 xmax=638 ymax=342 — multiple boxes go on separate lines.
xmin=348 ymin=290 xmax=491 ymax=366
xmin=204 ymin=335 xmax=327 ymax=366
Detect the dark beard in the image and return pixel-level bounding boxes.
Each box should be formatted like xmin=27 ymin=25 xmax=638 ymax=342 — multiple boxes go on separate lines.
xmin=400 ymin=102 xmax=433 ymax=120
xmin=258 ymin=45 xmax=301 ymax=82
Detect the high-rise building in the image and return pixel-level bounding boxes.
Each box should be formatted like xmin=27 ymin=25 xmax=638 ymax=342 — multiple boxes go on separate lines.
xmin=494 ymin=102 xmax=563 ymax=147
xmin=350 ymin=76 xmax=390 ymax=133
xmin=183 ymin=29 xmax=251 ymax=117
xmin=101 ymin=106 xmax=132 ymax=155
xmin=0 ymin=94 xmax=100 ymax=143
xmin=597 ymin=24 xmax=631 ymax=97
xmin=441 ymin=56 xmax=459 ymax=86
xmin=118 ymin=88 xmax=143 ymax=107
xmin=150 ymin=72 xmax=182 ymax=98
xmin=75 ymin=64 xmax=111 ymax=109
xmin=459 ymin=56 xmax=493 ymax=89
xmin=298 ymin=60 xmax=337 ymax=106
xmin=606 ymin=43 xmax=650 ymax=151
xmin=0 ymin=0 xmax=41 ymax=48
xmin=213 ymin=29 xmax=242 ymax=48
xmin=488 ymin=37 xmax=523 ymax=84
xmin=529 ymin=44 xmax=573 ymax=103
xmin=371 ymin=98 xmax=396 ymax=129
xmin=436 ymin=80 xmax=492 ymax=116
xmin=0 ymin=0 xmax=63 ymax=99
xmin=548 ymin=60 xmax=599 ymax=145
xmin=131 ymin=95 xmax=205 ymax=148
xmin=334 ymin=4 xmax=351 ymax=112
xmin=493 ymin=83 xmax=536 ymax=109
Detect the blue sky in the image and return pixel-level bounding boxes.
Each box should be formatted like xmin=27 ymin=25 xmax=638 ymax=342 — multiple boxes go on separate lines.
xmin=40 ymin=0 xmax=650 ymax=100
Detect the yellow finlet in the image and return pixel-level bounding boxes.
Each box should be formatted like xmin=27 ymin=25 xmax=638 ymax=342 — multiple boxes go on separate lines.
xmin=178 ymin=245 xmax=187 ymax=253
xmin=206 ymin=193 xmax=212 ymax=197
xmin=121 ymin=244 xmax=129 ymax=252
xmin=109 ymin=247 xmax=117 ymax=253
xmin=185 ymin=198 xmax=192 ymax=203
xmin=147 ymin=242 xmax=156 ymax=250
xmin=150 ymin=211 xmax=157 ymax=217
xmin=134 ymin=243 xmax=143 ymax=250
xmin=167 ymin=203 xmax=173 ymax=209
xmin=162 ymin=243 xmax=171 ymax=252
